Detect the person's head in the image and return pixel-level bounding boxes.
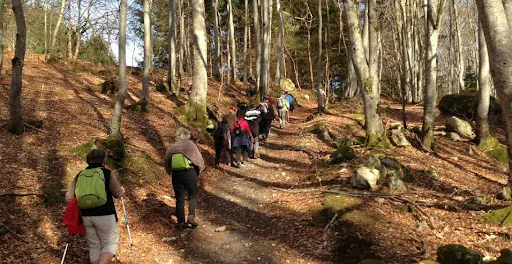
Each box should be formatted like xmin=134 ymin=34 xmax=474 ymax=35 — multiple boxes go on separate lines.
xmin=176 ymin=127 xmax=191 ymax=141
xmin=237 ymin=109 xmax=247 ymax=118
xmin=229 ymin=106 xmax=236 ymax=114
xmin=86 ymin=149 xmax=106 ymax=167
xmin=284 ymin=89 xmax=289 ymax=94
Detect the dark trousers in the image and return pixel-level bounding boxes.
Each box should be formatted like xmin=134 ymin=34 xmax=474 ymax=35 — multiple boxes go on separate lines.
xmin=215 ymin=143 xmax=231 ymax=166
xmin=171 ymin=168 xmax=198 ymax=223
xmin=234 ymin=146 xmax=249 ymax=163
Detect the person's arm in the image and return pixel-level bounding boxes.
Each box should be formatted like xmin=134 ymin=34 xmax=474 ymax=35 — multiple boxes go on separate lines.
xmin=109 ymin=172 xmax=125 ymax=198
xmin=65 ymin=177 xmax=77 ymax=202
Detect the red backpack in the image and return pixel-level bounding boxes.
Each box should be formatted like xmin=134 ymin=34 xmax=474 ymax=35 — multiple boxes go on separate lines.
xmin=63 ymin=198 xmax=84 ymax=236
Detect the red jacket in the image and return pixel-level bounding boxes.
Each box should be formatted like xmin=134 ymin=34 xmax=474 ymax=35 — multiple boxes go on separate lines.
xmin=231 ymin=118 xmax=253 ymax=137
xmin=63 ymin=198 xmax=84 ymax=236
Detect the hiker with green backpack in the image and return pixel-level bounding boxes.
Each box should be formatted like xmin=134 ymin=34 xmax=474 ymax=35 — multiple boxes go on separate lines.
xmin=164 ymin=128 xmax=205 ymax=230
xmin=65 ymin=149 xmax=125 ymax=264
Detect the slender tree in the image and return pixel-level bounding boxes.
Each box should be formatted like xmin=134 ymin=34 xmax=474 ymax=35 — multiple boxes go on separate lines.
xmin=168 ymin=0 xmax=177 ymax=91
xmin=178 ymin=0 xmax=184 ymax=82
xmin=186 ymin=0 xmax=208 ymax=123
xmin=8 ymin=0 xmax=26 ymax=135
xmin=67 ymin=0 xmax=72 ymax=58
xmin=476 ymin=21 xmax=497 ymax=150
xmin=73 ymin=0 xmax=81 ymax=59
xmin=50 ymin=0 xmax=66 ymax=59
xmin=316 ymin=0 xmax=325 ymax=113
xmin=228 ymin=0 xmax=237 ymax=81
xmin=0 ymin=0 xmax=4 ymax=73
xmin=422 ymin=0 xmax=447 ymax=150
xmin=259 ymin=0 xmax=270 ymax=99
xmin=110 ymin=0 xmax=128 ymax=139
xmin=275 ymin=0 xmax=285 ymax=84
xmin=142 ymin=0 xmax=152 ymax=109
xmin=213 ymin=0 xmax=221 ymax=79
xmin=243 ymin=0 xmax=249 ymax=90
xmin=44 ymin=0 xmax=48 ymax=60
xmin=476 ymin=0 xmax=512 ymax=186
xmin=253 ymin=0 xmax=261 ymax=93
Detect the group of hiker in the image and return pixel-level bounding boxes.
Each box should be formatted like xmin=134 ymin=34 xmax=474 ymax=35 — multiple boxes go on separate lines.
xmin=214 ymin=90 xmax=296 ymax=168
xmin=62 ymin=90 xmax=296 ymax=263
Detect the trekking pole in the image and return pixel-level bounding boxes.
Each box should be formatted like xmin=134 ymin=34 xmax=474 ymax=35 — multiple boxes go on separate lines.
xmin=121 ymin=197 xmax=137 ymax=263
xmin=60 ymin=236 xmax=71 ymax=264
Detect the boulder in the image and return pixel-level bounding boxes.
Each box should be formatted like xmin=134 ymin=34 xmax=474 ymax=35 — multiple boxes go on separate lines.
xmin=390 ymin=129 xmax=411 ymax=147
xmin=436 ymin=244 xmax=482 ymax=264
xmin=485 ymin=206 xmax=512 ymax=227
xmin=330 ymin=139 xmax=356 ymax=164
xmin=422 ymin=169 xmax=439 ymax=180
xmin=438 ymin=92 xmax=502 ymax=123
xmin=445 ymin=116 xmax=475 ymax=139
xmin=487 ymin=249 xmax=512 ymax=264
xmin=381 ymin=158 xmax=407 ymax=192
xmin=489 ymin=146 xmax=508 ymax=164
xmin=280 ymin=78 xmax=301 ymax=104
xmin=350 ymin=167 xmax=381 ymax=191
xmin=446 ymin=132 xmax=463 ymax=142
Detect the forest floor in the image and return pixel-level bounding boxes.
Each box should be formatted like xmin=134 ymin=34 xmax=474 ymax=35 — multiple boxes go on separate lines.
xmin=0 ymin=53 xmax=511 ymax=264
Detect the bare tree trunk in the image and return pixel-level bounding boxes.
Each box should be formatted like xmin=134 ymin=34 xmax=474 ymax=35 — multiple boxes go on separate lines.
xmin=213 ymin=0 xmax=221 ymax=79
xmin=168 ymin=0 xmax=177 ymax=91
xmin=0 ymin=0 xmax=4 ymax=73
xmin=422 ymin=0 xmax=447 ymax=150
xmin=187 ymin=0 xmax=208 ymax=124
xmin=362 ymin=0 xmax=369 ymax=61
xmin=142 ymin=0 xmax=152 ymax=109
xmin=243 ymin=0 xmax=248 ymax=90
xmin=259 ymin=0 xmax=270 ymax=99
xmin=228 ymin=0 xmax=237 ymax=81
xmin=44 ymin=0 xmax=48 ymax=60
xmin=476 ymin=21 xmax=496 ymax=149
xmin=50 ymin=0 xmax=66 ymax=59
xmin=344 ymin=0 xmax=389 ymax=147
xmin=178 ymin=0 xmax=184 ymax=83
xmin=452 ymin=0 xmax=464 ymax=91
xmin=8 ymin=0 xmax=26 ymax=135
xmin=324 ymin=0 xmax=330 ymax=108
xmin=110 ymin=0 xmax=128 ymax=139
xmin=253 ymin=0 xmax=261 ymax=93
xmin=307 ymin=23 xmax=314 ymax=89
xmin=476 ymin=0 xmax=512 ymax=186
xmin=67 ymin=0 xmax=72 ymax=58
xmin=275 ymin=0 xmax=285 ymax=85
xmin=73 ymin=0 xmax=81 ymax=59
xmin=316 ymin=0 xmax=325 ymax=113
xmin=503 ymin=0 xmax=512 ymax=28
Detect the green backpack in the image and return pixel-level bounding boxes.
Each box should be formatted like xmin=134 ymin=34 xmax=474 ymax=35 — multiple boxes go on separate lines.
xmin=75 ymin=168 xmax=108 ymax=209
xmin=171 ymin=153 xmax=191 ymax=171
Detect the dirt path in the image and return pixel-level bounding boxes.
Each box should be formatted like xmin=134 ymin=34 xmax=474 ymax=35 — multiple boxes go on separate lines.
xmin=115 ymin=108 xmax=338 ymax=264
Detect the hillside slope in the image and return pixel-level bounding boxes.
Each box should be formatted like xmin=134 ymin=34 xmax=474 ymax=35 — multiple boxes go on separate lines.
xmin=0 ymin=53 xmax=510 ymax=263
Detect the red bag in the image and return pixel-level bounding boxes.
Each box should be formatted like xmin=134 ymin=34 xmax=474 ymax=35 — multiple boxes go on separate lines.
xmin=63 ymin=198 xmax=84 ymax=236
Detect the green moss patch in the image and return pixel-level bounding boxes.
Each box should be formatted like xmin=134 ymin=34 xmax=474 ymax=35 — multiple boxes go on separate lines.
xmin=71 ymin=140 xmax=95 ymax=158
xmin=311 ymin=194 xmax=363 ymax=225
xmin=489 ymin=146 xmax=508 ymax=164
xmin=485 ymin=206 xmax=512 ymax=227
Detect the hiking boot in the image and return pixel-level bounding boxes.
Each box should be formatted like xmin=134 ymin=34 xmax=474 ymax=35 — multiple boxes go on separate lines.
xmin=187 ymin=215 xmax=199 ymax=229
xmin=176 ymin=223 xmax=187 ymax=230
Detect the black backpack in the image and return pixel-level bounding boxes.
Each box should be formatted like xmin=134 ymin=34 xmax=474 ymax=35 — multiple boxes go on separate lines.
xmin=233 ymin=121 xmax=242 ymax=136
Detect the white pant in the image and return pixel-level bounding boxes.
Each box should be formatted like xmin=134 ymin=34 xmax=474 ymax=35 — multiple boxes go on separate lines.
xmin=83 ymin=215 xmax=119 ymax=262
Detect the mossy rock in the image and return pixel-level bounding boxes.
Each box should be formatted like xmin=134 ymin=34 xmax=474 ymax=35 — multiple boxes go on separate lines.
xmin=484 ymin=206 xmax=512 ymax=227
xmin=438 ymin=93 xmax=502 ymax=123
xmin=437 ymin=244 xmax=482 ymax=264
xmin=312 ymin=194 xmax=363 ymax=225
xmin=418 ymin=261 xmax=439 ymax=264
xmin=488 ymin=146 xmax=508 ymax=164
xmin=485 ymin=249 xmax=512 ymax=264
xmin=330 ymin=139 xmax=356 ymax=164
xmin=497 ymin=187 xmax=512 ymax=201
xmin=89 ymin=80 xmax=119 ymax=95
xmin=360 ymin=259 xmax=386 ymax=264
xmin=129 ymin=100 xmax=149 ymax=113
xmin=477 ymin=137 xmax=499 ymax=152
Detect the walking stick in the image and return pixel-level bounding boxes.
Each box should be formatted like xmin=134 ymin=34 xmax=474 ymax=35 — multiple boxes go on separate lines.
xmin=60 ymin=236 xmax=71 ymax=264
xmin=121 ymin=197 xmax=137 ymax=263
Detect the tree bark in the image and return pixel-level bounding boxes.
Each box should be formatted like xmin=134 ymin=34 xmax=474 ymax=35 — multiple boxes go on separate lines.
xmin=8 ymin=0 xmax=26 ymax=135
xmin=253 ymin=0 xmax=261 ymax=93
xmin=228 ymin=0 xmax=237 ymax=81
xmin=452 ymin=0 xmax=465 ymax=92
xmin=187 ymin=0 xmax=208 ymax=124
xmin=476 ymin=0 xmax=512 ymax=186
xmin=67 ymin=0 xmax=72 ymax=58
xmin=168 ymin=0 xmax=177 ymax=91
xmin=422 ymin=0 xmax=447 ymax=150
xmin=259 ymin=0 xmax=270 ymax=99
xmin=316 ymin=0 xmax=325 ymax=113
xmin=213 ymin=0 xmax=221 ymax=79
xmin=476 ymin=21 xmax=496 ymax=150
xmin=343 ymin=0 xmax=389 ymax=147
xmin=503 ymin=0 xmax=512 ymax=28
xmin=110 ymin=0 xmax=128 ymax=138
xmin=0 ymin=0 xmax=5 ymax=73
xmin=44 ymin=0 xmax=47 ymax=60
xmin=142 ymin=0 xmax=152 ymax=108
xmin=243 ymin=0 xmax=249 ymax=90
xmin=275 ymin=0 xmax=285 ymax=85
xmin=178 ymin=0 xmax=184 ymax=82
xmin=73 ymin=0 xmax=81 ymax=59
xmin=50 ymin=0 xmax=66 ymax=59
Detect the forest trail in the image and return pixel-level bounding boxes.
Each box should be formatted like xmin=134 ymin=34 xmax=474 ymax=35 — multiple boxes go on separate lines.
xmin=0 ymin=54 xmax=511 ymax=264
